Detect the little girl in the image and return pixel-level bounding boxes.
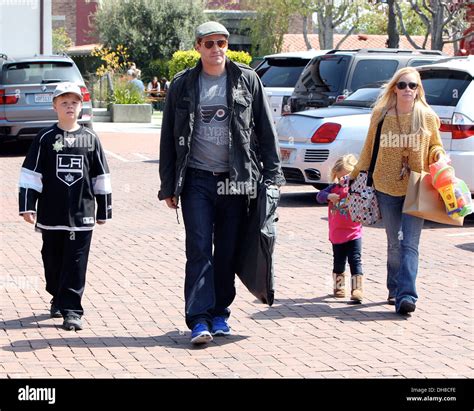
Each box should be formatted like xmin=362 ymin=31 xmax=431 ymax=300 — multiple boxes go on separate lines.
xmin=316 ymin=154 xmax=363 ymax=302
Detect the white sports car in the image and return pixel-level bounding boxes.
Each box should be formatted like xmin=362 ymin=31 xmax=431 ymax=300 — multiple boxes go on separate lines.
xmin=277 ymin=87 xmax=380 ymax=189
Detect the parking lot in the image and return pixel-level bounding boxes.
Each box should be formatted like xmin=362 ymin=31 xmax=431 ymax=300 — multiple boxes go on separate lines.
xmin=0 ymin=123 xmax=473 ymax=380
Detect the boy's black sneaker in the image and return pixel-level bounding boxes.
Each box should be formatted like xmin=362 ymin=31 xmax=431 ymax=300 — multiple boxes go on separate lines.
xmin=63 ymin=314 xmax=83 ymax=331
xmin=50 ymin=299 xmax=62 ymax=318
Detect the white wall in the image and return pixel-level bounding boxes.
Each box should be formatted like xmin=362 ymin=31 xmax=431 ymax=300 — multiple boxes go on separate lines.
xmin=0 ymin=0 xmax=52 ymax=58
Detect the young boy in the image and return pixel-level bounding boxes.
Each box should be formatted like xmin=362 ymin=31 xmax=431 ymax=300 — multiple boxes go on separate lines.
xmin=18 ymin=82 xmax=112 ymax=331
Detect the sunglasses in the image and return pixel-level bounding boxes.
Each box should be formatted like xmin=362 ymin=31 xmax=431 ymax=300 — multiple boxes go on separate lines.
xmin=201 ymin=39 xmax=228 ymax=49
xmin=396 ymin=81 xmax=418 ymax=90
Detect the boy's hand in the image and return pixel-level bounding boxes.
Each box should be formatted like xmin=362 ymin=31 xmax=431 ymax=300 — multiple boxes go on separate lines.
xmin=328 ymin=193 xmax=340 ymax=204
xmin=22 ymin=213 xmax=36 ymax=224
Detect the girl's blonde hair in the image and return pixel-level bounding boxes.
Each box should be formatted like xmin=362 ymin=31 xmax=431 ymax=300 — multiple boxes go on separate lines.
xmin=330 ymin=154 xmax=358 ymax=182
xmin=372 ymin=67 xmax=439 ymax=136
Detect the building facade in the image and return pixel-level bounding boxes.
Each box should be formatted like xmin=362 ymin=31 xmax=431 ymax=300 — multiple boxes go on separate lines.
xmin=52 ymin=0 xmax=99 ymax=46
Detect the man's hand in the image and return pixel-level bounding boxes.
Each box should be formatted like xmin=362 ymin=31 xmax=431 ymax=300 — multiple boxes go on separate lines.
xmin=22 ymin=212 xmax=36 ymax=224
xmin=164 ymin=196 xmax=178 ymax=209
xmin=328 ymin=193 xmax=340 ymax=204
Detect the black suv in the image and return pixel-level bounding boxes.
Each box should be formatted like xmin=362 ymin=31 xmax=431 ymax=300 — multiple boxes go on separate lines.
xmin=289 ymin=48 xmax=446 ymax=112
xmin=0 ymin=54 xmax=93 ymax=141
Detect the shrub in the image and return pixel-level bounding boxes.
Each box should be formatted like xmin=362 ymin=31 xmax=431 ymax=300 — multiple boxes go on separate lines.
xmin=142 ymin=58 xmax=170 ymax=84
xmin=168 ymin=50 xmax=200 ymax=78
xmin=168 ymin=49 xmax=253 ymax=78
xmin=112 ymin=78 xmax=146 ymax=104
xmin=226 ymin=50 xmax=252 ymax=66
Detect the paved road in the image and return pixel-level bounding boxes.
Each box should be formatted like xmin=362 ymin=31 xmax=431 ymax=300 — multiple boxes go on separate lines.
xmin=1 ymin=124 xmax=473 ymax=379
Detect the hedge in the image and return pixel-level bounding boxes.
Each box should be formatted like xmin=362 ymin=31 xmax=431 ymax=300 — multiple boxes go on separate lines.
xmin=168 ymin=49 xmax=252 ymax=78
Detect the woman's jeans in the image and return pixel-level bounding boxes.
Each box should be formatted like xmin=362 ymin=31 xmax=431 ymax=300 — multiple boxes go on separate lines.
xmin=376 ymin=191 xmax=424 ymax=311
xmin=180 ymin=168 xmax=247 ymax=330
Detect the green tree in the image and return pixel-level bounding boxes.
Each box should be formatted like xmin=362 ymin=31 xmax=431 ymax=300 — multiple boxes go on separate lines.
xmin=396 ymin=0 xmax=468 ymax=51
xmin=52 ymin=27 xmax=73 ymax=54
xmin=307 ymin=0 xmax=361 ymax=50
xmin=93 ymin=0 xmax=205 ymax=69
xmin=242 ymin=0 xmax=301 ymax=56
xmin=355 ymin=2 xmax=424 ymax=35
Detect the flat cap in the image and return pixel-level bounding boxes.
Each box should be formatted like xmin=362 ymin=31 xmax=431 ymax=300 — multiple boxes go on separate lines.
xmin=195 ymin=21 xmax=229 ymax=40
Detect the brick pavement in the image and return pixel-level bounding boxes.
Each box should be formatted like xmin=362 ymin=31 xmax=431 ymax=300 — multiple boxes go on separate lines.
xmin=0 ymin=126 xmax=473 ymax=379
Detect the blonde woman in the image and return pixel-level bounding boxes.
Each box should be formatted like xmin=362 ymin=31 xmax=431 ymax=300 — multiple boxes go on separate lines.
xmin=350 ymin=67 xmax=445 ymax=315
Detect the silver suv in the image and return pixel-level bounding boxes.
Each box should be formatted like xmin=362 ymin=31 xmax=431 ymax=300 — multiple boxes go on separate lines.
xmin=0 ymin=54 xmax=93 ymax=141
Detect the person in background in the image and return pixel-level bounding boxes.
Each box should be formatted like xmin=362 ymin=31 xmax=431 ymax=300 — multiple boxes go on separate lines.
xmin=161 ymin=77 xmax=170 ymax=91
xmin=127 ymin=70 xmax=145 ymax=94
xmin=147 ymin=76 xmax=161 ymax=97
xmin=129 ymin=62 xmax=142 ymax=79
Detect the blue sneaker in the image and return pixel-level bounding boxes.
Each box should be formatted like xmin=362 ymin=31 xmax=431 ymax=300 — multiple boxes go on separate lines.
xmin=190 ymin=323 xmax=213 ymax=345
xmin=211 ymin=316 xmax=231 ymax=336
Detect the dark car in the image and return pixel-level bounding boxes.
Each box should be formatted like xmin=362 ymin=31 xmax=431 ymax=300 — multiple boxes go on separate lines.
xmin=254 ymin=50 xmax=328 ymax=124
xmin=289 ymin=48 xmax=446 ymax=112
xmin=0 ymin=54 xmax=93 ymax=141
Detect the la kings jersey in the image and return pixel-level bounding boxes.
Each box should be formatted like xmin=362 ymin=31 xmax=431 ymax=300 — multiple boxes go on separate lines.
xmin=19 ymin=125 xmax=112 ymax=231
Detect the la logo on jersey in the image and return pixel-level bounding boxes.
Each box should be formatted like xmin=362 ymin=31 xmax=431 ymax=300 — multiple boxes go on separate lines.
xmin=56 ymin=154 xmax=84 ymax=186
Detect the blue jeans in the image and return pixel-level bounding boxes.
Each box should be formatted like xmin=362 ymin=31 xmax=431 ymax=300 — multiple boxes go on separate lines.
xmin=376 ymin=191 xmax=424 ymax=311
xmin=180 ymin=168 xmax=247 ymax=330
xmin=332 ymin=238 xmax=363 ymax=276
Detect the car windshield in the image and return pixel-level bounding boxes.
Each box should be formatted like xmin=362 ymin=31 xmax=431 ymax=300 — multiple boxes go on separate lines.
xmin=333 ymin=87 xmax=381 ymax=108
xmin=1 ymin=61 xmax=83 ymax=85
xmin=420 ymin=69 xmax=471 ymax=107
xmin=256 ymin=58 xmax=310 ymax=88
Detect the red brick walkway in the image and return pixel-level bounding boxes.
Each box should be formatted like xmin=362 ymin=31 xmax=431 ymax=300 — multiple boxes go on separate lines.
xmin=1 ymin=127 xmax=473 ymax=378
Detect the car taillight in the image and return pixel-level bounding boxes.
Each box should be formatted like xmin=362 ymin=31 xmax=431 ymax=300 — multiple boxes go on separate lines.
xmin=0 ymin=89 xmax=19 ymax=104
xmin=310 ymin=122 xmax=341 ymax=143
xmin=439 ymin=123 xmax=474 ymax=139
xmin=335 ymin=95 xmax=346 ymax=103
xmin=440 ymin=113 xmax=474 ymax=139
xmin=80 ymin=86 xmax=91 ymax=102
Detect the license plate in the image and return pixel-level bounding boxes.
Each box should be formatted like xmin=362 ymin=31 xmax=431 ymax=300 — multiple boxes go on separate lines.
xmin=34 ymin=93 xmax=53 ymax=103
xmin=280 ymin=148 xmax=293 ymax=163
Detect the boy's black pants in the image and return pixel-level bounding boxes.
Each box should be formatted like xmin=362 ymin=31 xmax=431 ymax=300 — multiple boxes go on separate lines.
xmin=41 ymin=230 xmax=93 ymax=317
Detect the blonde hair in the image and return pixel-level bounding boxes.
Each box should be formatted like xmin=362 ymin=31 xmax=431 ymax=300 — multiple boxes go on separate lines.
xmin=330 ymin=154 xmax=358 ymax=182
xmin=372 ymin=67 xmax=439 ymax=136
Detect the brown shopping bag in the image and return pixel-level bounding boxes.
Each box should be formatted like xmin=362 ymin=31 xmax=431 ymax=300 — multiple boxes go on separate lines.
xmin=403 ymin=171 xmax=464 ymax=226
